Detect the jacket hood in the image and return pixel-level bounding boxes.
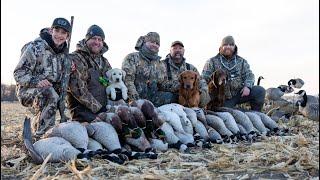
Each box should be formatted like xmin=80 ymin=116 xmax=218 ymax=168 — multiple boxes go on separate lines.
xmin=39 ymin=28 xmax=68 ymax=54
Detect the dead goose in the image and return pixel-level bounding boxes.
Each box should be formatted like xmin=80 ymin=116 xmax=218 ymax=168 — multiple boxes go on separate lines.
xmin=160 ymin=122 xmax=188 ymax=152
xmin=295 ymin=90 xmax=319 ymax=121
xmin=87 ymin=138 xmax=104 ymax=151
xmin=158 ymin=104 xmax=194 ymax=135
xmin=191 ymin=107 xmax=210 ymax=129
xmin=45 ymin=121 xmax=89 ymax=152
xmin=237 ymin=123 xmax=248 ymax=140
xmin=184 ymin=107 xmax=209 ymax=141
xmin=252 ymin=111 xmax=279 ymax=133
xmin=208 ymin=111 xmax=240 ymax=137
xmin=205 ymin=114 xmax=234 ymax=142
xmin=214 ymin=107 xmax=256 ymax=136
xmin=23 ymin=117 xmax=114 ymax=164
xmin=288 ymin=78 xmax=304 ymax=89
xmin=244 ymin=112 xmax=268 ymax=135
xmin=86 ymin=121 xmax=122 ymax=153
xmin=207 ymin=127 xmax=223 ymax=144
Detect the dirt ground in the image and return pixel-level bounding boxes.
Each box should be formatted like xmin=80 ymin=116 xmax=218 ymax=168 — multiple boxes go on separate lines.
xmin=1 ymin=101 xmax=319 ymax=179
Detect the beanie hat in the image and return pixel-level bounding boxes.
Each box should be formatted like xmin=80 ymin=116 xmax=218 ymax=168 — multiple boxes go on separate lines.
xmin=85 ymin=25 xmax=105 ymax=41
xmin=51 ymin=17 xmax=71 ymax=33
xmin=221 ymin=35 xmax=235 ymax=46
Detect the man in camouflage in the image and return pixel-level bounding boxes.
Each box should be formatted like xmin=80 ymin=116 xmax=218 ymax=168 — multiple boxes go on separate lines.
xmin=67 ymin=25 xmax=112 ymax=122
xmin=161 ymin=40 xmax=210 ymax=107
xmin=122 ymin=32 xmax=174 ymax=107
xmin=14 ymin=17 xmax=72 ymax=136
xmin=201 ymin=36 xmax=266 ymax=111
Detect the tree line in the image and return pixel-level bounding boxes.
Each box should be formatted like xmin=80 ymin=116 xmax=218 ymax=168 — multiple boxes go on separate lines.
xmin=1 ymin=84 xmax=18 ymax=101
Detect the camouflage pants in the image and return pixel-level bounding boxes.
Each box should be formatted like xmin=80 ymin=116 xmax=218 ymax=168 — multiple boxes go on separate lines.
xmin=17 ymin=87 xmax=59 ymax=136
xmin=224 ymin=86 xmax=266 ymax=111
xmin=145 ymin=91 xmax=178 ymax=107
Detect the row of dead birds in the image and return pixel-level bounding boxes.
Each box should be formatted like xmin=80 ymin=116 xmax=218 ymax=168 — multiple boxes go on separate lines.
xmin=258 ymin=77 xmax=319 ymax=121
xmin=23 ymin=99 xmax=289 ymax=165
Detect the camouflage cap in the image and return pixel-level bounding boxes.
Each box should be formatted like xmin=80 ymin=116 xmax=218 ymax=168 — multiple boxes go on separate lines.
xmin=51 ymin=17 xmax=71 ymax=33
xmin=135 ymin=32 xmax=160 ymax=50
xmin=221 ymin=35 xmax=235 ymax=46
xmin=144 ymin=32 xmax=160 ymax=45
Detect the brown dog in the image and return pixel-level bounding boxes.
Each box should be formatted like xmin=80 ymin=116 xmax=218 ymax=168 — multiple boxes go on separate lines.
xmin=207 ymin=69 xmax=227 ymax=110
xmin=178 ymin=70 xmax=200 ymax=107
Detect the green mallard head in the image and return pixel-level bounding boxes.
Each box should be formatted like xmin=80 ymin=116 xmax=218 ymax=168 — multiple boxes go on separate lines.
xmin=130 ymin=128 xmax=142 ymax=139
xmin=155 ymin=128 xmax=166 ymax=140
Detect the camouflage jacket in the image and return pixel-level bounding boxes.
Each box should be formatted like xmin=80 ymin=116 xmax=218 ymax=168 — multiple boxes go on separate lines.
xmin=67 ymin=39 xmax=112 ymax=113
xmin=160 ymin=54 xmax=208 ymax=93
xmin=201 ymin=53 xmax=255 ymax=99
xmin=14 ymin=31 xmax=69 ymax=94
xmin=122 ymin=52 xmax=167 ymax=100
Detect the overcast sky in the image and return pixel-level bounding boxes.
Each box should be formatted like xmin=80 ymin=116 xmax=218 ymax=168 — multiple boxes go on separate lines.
xmin=1 ymin=0 xmax=319 ymax=95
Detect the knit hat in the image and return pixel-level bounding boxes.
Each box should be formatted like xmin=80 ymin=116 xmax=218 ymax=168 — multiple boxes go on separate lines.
xmin=171 ymin=40 xmax=184 ymax=47
xmin=51 ymin=17 xmax=71 ymax=33
xmin=85 ymin=25 xmax=105 ymax=41
xmin=221 ymin=35 xmax=235 ymax=46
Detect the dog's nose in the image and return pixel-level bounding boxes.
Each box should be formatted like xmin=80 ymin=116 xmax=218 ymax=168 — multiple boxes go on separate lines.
xmin=186 ymin=84 xmax=191 ymax=89
xmin=116 ymin=78 xmax=120 ymax=82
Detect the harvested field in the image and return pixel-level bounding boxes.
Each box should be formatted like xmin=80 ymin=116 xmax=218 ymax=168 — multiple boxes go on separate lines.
xmin=1 ymin=101 xmax=319 ymax=179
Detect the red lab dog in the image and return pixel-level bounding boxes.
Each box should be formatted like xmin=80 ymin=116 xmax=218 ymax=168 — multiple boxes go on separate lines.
xmin=178 ymin=70 xmax=200 ymax=107
xmin=206 ymin=69 xmax=227 ymax=110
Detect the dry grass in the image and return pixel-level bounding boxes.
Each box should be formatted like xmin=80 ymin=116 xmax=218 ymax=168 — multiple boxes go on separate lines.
xmin=1 ymin=101 xmax=319 ymax=179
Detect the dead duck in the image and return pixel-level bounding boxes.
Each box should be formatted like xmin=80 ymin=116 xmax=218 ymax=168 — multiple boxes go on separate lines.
xmin=295 ymin=90 xmax=319 ymax=121
xmin=114 ymin=105 xmax=142 ymax=138
xmin=130 ymin=99 xmax=165 ymax=138
xmin=237 ymin=123 xmax=248 ymax=141
xmin=45 ymin=121 xmax=89 ymax=152
xmin=288 ymin=78 xmax=304 ymax=89
xmin=125 ymin=131 xmax=153 ymax=152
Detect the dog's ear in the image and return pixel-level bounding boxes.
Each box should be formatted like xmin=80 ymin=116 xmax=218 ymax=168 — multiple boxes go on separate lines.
xmin=210 ymin=71 xmax=217 ymax=88
xmin=194 ymin=72 xmax=200 ymax=87
xmin=121 ymin=69 xmax=126 ymax=81
xmin=178 ymin=72 xmax=184 ymax=84
xmin=106 ymin=69 xmax=113 ymax=80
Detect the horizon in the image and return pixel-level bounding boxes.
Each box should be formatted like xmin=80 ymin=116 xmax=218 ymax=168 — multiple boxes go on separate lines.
xmin=1 ymin=0 xmax=319 ymax=95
